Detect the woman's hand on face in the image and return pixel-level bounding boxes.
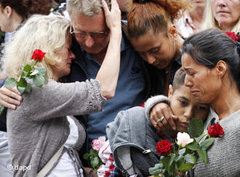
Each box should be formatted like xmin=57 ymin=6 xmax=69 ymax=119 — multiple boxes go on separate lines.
xmin=0 ymin=86 xmax=22 ymax=109
xmin=150 ymin=102 xmax=178 ymax=132
xmin=101 ymin=0 xmax=121 ymax=33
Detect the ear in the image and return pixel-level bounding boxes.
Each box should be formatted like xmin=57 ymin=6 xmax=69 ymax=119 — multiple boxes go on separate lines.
xmin=168 ymin=84 xmax=173 ymax=98
xmin=168 ymin=24 xmax=178 ymax=39
xmin=215 ymin=60 xmax=227 ymax=78
xmin=3 ymin=6 xmax=13 ymax=18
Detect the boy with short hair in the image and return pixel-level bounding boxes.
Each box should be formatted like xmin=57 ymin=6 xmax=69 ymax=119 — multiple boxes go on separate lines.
xmin=106 ymin=68 xmax=210 ymax=177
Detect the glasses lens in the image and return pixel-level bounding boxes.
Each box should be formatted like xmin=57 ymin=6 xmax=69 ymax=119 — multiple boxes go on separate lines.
xmin=71 ymin=27 xmax=108 ymax=40
xmin=91 ymin=32 xmax=107 ymax=39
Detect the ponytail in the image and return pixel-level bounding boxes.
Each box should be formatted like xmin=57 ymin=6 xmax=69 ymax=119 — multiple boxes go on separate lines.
xmin=128 ymin=0 xmax=188 ymax=39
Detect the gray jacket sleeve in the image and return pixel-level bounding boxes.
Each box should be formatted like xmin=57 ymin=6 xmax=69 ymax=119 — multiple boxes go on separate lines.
xmin=19 ymin=79 xmax=106 ymax=121
xmin=144 ymin=95 xmax=169 ymax=119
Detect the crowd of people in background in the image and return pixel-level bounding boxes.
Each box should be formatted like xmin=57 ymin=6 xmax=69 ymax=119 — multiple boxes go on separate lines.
xmin=0 ymin=0 xmax=240 ymax=177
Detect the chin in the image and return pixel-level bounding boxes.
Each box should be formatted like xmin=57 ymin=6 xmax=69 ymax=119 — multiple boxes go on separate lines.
xmin=176 ymin=126 xmax=188 ymax=133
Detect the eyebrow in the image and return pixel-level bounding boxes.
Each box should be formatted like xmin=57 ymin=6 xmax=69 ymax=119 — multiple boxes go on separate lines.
xmin=182 ymin=67 xmax=192 ymax=71
xmin=178 ymin=96 xmax=190 ymax=102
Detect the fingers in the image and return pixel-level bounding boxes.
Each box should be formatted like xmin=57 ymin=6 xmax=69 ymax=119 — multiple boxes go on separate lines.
xmin=101 ymin=0 xmax=121 ymax=31
xmin=101 ymin=0 xmax=110 ymax=15
xmin=0 ymin=86 xmax=22 ymax=109
xmin=7 ymin=86 xmax=21 ymax=96
xmin=161 ymin=107 xmax=177 ymax=131
xmin=150 ymin=102 xmax=178 ymax=131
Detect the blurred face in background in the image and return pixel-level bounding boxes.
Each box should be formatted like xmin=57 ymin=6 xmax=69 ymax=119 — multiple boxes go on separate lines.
xmin=0 ymin=5 xmax=11 ymax=32
xmin=190 ymin=0 xmax=205 ymax=9
xmin=211 ymin=0 xmax=240 ymax=30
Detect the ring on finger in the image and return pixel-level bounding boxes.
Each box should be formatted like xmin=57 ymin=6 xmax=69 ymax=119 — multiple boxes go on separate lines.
xmin=155 ymin=116 xmax=165 ymax=125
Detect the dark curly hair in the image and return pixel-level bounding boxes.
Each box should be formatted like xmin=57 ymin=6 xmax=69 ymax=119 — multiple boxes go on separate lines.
xmin=0 ymin=0 xmax=54 ymax=19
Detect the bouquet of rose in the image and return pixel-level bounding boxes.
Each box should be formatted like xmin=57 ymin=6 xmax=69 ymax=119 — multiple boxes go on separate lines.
xmin=149 ymin=118 xmax=224 ymax=177
xmin=83 ymin=136 xmax=106 ymax=170
xmin=0 ymin=49 xmax=48 ymax=114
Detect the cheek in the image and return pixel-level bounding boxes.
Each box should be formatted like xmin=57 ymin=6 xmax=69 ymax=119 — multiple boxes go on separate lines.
xmin=231 ymin=9 xmax=240 ymax=20
xmin=171 ymin=102 xmax=184 ymax=118
xmin=75 ymin=38 xmax=85 ymax=46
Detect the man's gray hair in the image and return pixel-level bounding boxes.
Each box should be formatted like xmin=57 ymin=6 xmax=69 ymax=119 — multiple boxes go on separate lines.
xmin=67 ymin=0 xmax=111 ymax=16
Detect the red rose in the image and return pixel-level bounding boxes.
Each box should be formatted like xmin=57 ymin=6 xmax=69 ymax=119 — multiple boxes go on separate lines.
xmin=156 ymin=140 xmax=172 ymax=156
xmin=225 ymin=32 xmax=240 ymax=42
xmin=31 ymin=49 xmax=46 ymax=62
xmin=208 ymin=122 xmax=224 ymax=138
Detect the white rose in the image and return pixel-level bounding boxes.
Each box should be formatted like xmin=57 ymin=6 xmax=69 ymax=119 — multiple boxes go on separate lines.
xmin=176 ymin=132 xmax=194 ymax=147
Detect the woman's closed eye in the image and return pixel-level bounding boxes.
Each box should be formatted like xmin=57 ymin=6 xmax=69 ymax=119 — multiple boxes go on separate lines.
xmin=149 ymin=47 xmax=160 ymax=54
xmin=196 ymin=104 xmax=209 ymax=111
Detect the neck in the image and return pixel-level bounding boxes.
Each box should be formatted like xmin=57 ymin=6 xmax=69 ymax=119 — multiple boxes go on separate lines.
xmin=189 ymin=10 xmax=203 ymax=29
xmin=219 ymin=23 xmax=235 ymax=32
xmin=211 ymin=80 xmax=240 ymax=120
xmin=176 ymin=35 xmax=184 ymax=51
xmin=9 ymin=13 xmax=23 ymax=32
xmin=92 ymin=47 xmax=108 ymax=64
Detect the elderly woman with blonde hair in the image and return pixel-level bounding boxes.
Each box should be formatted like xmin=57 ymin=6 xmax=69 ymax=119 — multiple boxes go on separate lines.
xmin=202 ymin=0 xmax=240 ymax=32
xmin=3 ymin=0 xmax=121 ymax=176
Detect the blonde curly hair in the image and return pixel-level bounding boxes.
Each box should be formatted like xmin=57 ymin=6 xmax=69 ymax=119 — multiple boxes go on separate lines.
xmin=2 ymin=14 xmax=71 ymax=80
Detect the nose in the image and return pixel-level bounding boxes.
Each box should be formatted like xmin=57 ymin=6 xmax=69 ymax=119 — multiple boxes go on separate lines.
xmin=184 ymin=75 xmax=193 ymax=88
xmin=184 ymin=106 xmax=193 ymax=121
xmin=145 ymin=53 xmax=156 ymax=65
xmin=84 ymin=35 xmax=95 ymax=48
xmin=216 ymin=0 xmax=226 ymax=7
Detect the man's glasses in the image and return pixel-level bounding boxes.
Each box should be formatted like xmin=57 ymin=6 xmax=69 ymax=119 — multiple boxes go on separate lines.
xmin=70 ymin=26 xmax=109 ymax=40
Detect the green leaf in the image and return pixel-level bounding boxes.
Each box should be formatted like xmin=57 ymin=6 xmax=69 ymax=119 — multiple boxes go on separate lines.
xmin=197 ymin=149 xmax=208 ymax=164
xmin=20 ymin=69 xmax=24 ymax=77
xmin=178 ymin=163 xmax=194 ymax=171
xmin=89 ymin=149 xmax=95 ymax=153
xmin=200 ymin=138 xmax=214 ymax=151
xmin=33 ymin=74 xmax=45 ymax=87
xmin=179 ymin=148 xmax=186 ymax=155
xmin=91 ymin=156 xmax=100 ymax=169
xmin=0 ymin=105 xmax=5 ymax=115
xmin=184 ymin=154 xmax=197 ymax=164
xmin=17 ymin=78 xmax=27 ymax=87
xmin=161 ymin=156 xmax=171 ymax=172
xmin=24 ymin=65 xmax=31 ymax=72
xmin=162 ymin=154 xmax=175 ymax=173
xmin=187 ymin=142 xmax=200 ymax=151
xmin=24 ymin=83 xmax=32 ymax=93
xmin=17 ymin=86 xmax=25 ymax=94
xmin=188 ymin=118 xmax=204 ymax=137
xmin=149 ymin=163 xmax=164 ymax=175
xmin=83 ymin=153 xmax=90 ymax=160
xmin=175 ymin=156 xmax=184 ymax=169
xmin=34 ymin=66 xmax=47 ymax=75
xmin=30 ymin=69 xmax=39 ymax=76
xmin=4 ymin=78 xmax=17 ymax=88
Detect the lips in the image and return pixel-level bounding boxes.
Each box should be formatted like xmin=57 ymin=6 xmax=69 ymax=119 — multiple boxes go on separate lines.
xmin=190 ymin=90 xmax=200 ymax=97
xmin=179 ymin=122 xmax=188 ymax=129
xmin=216 ymin=10 xmax=230 ymax=14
